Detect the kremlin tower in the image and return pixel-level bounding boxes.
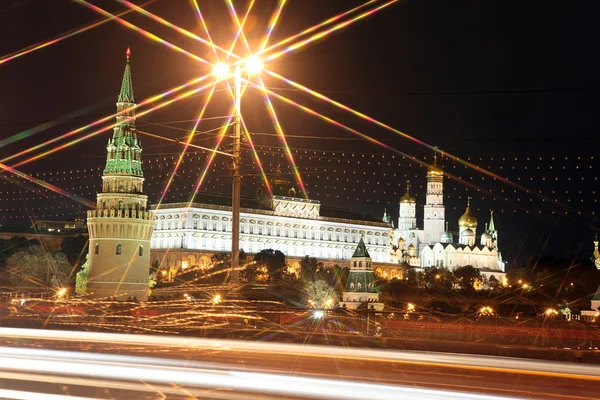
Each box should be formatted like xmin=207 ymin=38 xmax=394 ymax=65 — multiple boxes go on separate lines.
xmin=422 ymin=152 xmax=445 ymax=245
xmin=86 ymin=49 xmax=155 ymax=300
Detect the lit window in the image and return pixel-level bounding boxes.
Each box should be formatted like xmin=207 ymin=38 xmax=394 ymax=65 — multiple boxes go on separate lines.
xmin=95 ymin=243 xmax=99 ymax=255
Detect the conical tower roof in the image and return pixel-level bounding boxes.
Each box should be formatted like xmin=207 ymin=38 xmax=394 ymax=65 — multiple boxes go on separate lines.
xmin=118 ymin=47 xmax=135 ymax=103
xmin=352 ymin=237 xmax=371 ymax=258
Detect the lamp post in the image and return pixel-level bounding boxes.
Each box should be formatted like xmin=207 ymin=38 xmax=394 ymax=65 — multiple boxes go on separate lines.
xmin=213 ymin=57 xmax=262 ymax=286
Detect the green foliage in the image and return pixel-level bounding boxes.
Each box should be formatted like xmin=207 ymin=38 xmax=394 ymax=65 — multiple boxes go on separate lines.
xmin=59 ymin=235 xmax=88 ymax=268
xmin=0 ymin=237 xmax=40 ymax=283
xmin=304 ymin=279 xmax=339 ymax=308
xmin=424 ymin=267 xmax=454 ymax=290
xmin=454 ymin=265 xmax=482 ymax=291
xmin=300 ymin=256 xmax=318 ymax=280
xmin=7 ymin=245 xmax=71 ymax=288
xmin=488 ymin=275 xmax=499 ymax=291
xmin=254 ymin=249 xmax=286 ymax=282
xmin=75 ymin=255 xmax=89 ymax=296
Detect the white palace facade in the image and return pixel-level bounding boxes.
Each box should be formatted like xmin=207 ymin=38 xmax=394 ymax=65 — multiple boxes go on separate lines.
xmin=150 ymin=171 xmax=391 ymax=276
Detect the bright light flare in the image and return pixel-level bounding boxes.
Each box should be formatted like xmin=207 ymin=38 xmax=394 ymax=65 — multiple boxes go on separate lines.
xmin=213 ymin=63 xmax=230 ymax=78
xmin=244 ymin=56 xmax=263 ymax=74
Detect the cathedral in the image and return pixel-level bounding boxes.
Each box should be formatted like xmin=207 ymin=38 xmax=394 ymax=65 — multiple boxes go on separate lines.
xmin=391 ymin=155 xmax=507 ymax=284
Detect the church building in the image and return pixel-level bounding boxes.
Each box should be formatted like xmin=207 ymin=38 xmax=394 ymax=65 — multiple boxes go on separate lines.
xmin=391 ymin=154 xmax=506 ymax=284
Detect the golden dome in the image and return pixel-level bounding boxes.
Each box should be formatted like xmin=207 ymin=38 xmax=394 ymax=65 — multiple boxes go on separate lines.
xmin=407 ymin=244 xmax=415 ymax=250
xmin=458 ymin=197 xmax=478 ymax=228
xmin=400 ymin=180 xmax=416 ymax=203
xmin=427 ymin=152 xmax=443 ymax=176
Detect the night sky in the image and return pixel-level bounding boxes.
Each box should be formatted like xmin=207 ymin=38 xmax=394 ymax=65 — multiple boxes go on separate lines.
xmin=1 ymin=0 xmax=599 ymax=265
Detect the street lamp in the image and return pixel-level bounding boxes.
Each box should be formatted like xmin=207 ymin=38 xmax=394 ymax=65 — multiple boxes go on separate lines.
xmin=212 ymin=57 xmax=263 ymax=285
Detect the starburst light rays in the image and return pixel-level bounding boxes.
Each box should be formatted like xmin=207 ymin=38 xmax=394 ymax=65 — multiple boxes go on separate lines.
xmin=259 ymin=0 xmax=287 ymax=52
xmin=0 ymin=0 xmax=156 ymax=66
xmin=1 ymin=75 xmax=213 ymax=168
xmin=257 ymin=77 xmax=307 ymax=199
xmin=263 ymin=0 xmax=399 ymax=62
xmin=116 ymin=0 xmax=236 ymax=61
xmin=157 ymin=83 xmax=217 ymax=208
xmin=74 ymin=0 xmax=209 ymax=64
xmin=240 ymin=116 xmax=272 ymax=196
xmin=191 ymin=0 xmax=220 ymax=61
xmin=224 ymin=0 xmax=254 ymax=57
xmin=265 ymin=71 xmax=575 ymax=211
xmin=188 ymin=110 xmax=236 ymax=208
xmin=10 ymin=78 xmax=220 ymax=171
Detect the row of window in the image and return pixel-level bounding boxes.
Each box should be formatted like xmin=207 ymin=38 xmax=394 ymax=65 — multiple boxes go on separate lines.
xmin=94 ymin=243 xmax=144 ymax=256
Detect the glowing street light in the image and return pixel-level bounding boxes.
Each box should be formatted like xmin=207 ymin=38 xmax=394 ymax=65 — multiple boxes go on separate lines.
xmin=212 ymin=62 xmax=229 ymax=78
xmin=212 ymin=294 xmax=222 ymax=304
xmin=545 ymin=308 xmax=559 ymax=317
xmin=211 ymin=56 xmax=263 ymax=285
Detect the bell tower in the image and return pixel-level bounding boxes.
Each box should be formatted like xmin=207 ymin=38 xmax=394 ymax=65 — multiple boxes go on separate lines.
xmin=423 ymin=151 xmax=445 ymax=245
xmin=86 ymin=48 xmax=155 ymax=300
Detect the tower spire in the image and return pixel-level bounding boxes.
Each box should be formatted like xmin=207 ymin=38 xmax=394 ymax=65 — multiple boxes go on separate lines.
xmin=118 ymin=47 xmax=135 ymax=103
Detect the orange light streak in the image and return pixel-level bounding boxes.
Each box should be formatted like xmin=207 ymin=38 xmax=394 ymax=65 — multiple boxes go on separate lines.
xmin=1 ymin=75 xmax=212 ymax=167
xmin=74 ymin=0 xmax=209 ymax=64
xmin=258 ymin=0 xmax=378 ymax=58
xmin=0 ymin=0 xmax=156 ymax=66
xmin=224 ymin=0 xmax=254 ymax=58
xmin=264 ymin=0 xmax=398 ymax=62
xmin=259 ymin=0 xmax=287 ymax=52
xmin=240 ymin=116 xmax=272 ymax=196
xmin=257 ymin=77 xmax=307 ymax=199
xmin=263 ymin=74 xmax=580 ymax=214
xmin=0 ymin=162 xmax=95 ymax=208
xmin=249 ymin=82 xmax=500 ymax=198
xmin=188 ymin=110 xmax=236 ymax=207
xmin=116 ymin=0 xmax=235 ymax=61
xmin=191 ymin=0 xmax=220 ymax=61
xmin=11 ymin=79 xmax=220 ymax=170
xmin=158 ymin=83 xmax=217 ymax=207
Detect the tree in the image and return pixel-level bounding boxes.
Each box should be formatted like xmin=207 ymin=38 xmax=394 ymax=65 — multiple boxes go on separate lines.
xmin=59 ymin=235 xmax=88 ymax=268
xmin=211 ymin=252 xmax=231 ymax=270
xmin=488 ymin=275 xmax=499 ymax=291
xmin=7 ymin=245 xmax=71 ymax=288
xmin=453 ymin=265 xmax=482 ymax=291
xmin=75 ymin=255 xmax=89 ymax=296
xmin=331 ymin=265 xmax=349 ymax=295
xmin=0 ymin=237 xmax=40 ymax=283
xmin=300 ymin=256 xmax=318 ymax=280
xmin=304 ymin=279 xmax=339 ymax=308
xmin=254 ymin=249 xmax=286 ymax=282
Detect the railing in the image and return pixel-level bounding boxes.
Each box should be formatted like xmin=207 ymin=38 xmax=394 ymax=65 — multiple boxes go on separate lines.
xmin=87 ymin=209 xmax=154 ymax=220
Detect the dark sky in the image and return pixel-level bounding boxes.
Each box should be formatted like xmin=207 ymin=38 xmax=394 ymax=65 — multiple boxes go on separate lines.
xmin=0 ymin=0 xmax=599 ymax=264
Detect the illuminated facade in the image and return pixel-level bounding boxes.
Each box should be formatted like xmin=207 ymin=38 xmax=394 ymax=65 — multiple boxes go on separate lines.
xmin=150 ymin=170 xmax=391 ymax=273
xmin=582 ymin=236 xmax=600 ymax=321
xmin=341 ymin=238 xmax=384 ymax=311
xmin=86 ymin=49 xmax=155 ymax=300
xmin=391 ymin=157 xmax=506 ymax=284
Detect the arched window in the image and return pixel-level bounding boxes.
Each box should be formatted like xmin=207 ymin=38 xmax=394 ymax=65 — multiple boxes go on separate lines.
xmin=350 ymin=282 xmax=355 ymax=289
xmin=118 ymin=200 xmax=124 ymax=210
xmin=139 ymin=245 xmax=143 ymax=256
xmin=357 ymin=282 xmax=362 ymax=290
xmin=95 ymin=243 xmax=99 ymax=255
xmin=116 ymin=244 xmax=122 ymax=255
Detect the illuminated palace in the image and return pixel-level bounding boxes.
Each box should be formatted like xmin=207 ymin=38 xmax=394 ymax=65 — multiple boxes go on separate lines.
xmin=150 ymin=168 xmax=392 ymax=278
xmin=391 ymin=155 xmax=507 ymax=284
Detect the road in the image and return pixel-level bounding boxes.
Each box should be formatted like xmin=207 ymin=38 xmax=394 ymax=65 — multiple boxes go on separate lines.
xmin=0 ymin=327 xmax=598 ymax=399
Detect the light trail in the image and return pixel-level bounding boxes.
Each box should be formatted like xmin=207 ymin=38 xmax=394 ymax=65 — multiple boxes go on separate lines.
xmin=116 ymin=0 xmax=235 ymax=60
xmin=264 ymin=0 xmax=399 ymax=62
xmin=2 ymin=74 xmax=212 ymax=168
xmin=0 ymin=346 xmax=517 ymax=400
xmin=258 ymin=76 xmax=308 ymax=199
xmin=157 ymin=83 xmax=217 ymax=208
xmin=258 ymin=0 xmax=379 ymax=58
xmin=10 ymin=79 xmax=219 ymax=171
xmin=191 ymin=0 xmax=220 ymax=61
xmin=73 ymin=0 xmax=209 ymax=64
xmin=0 ymin=0 xmax=156 ymax=66
xmin=259 ymin=0 xmax=287 ymax=52
xmin=0 ymin=328 xmax=599 ymax=382
xmin=240 ymin=116 xmax=272 ymax=196
xmin=266 ymin=70 xmax=585 ymax=215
